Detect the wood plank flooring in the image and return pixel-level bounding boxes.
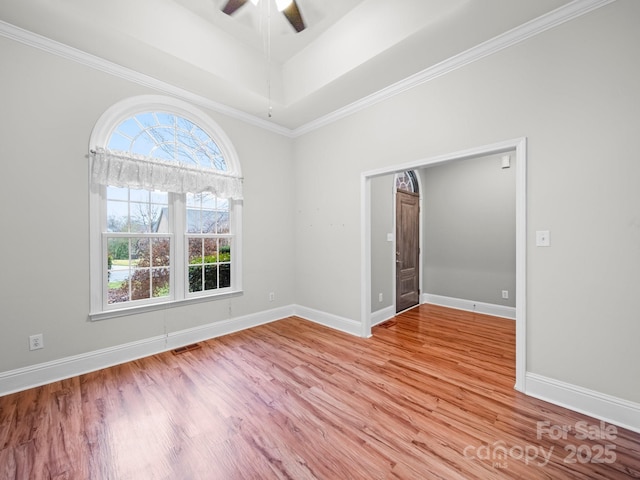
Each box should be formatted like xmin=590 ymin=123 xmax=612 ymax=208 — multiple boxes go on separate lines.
xmin=1 ymin=304 xmax=639 ymax=479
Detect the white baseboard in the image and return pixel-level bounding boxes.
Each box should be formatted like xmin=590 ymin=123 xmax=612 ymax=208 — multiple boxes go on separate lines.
xmin=0 ymin=305 xmax=295 ymax=397
xmin=525 ymin=373 xmax=640 ymax=434
xmin=371 ymin=306 xmax=396 ymax=327
xmin=6 ymin=304 xmax=638 ymax=438
xmin=423 ymin=293 xmax=516 ymax=320
xmin=293 ymin=304 xmax=362 ymax=337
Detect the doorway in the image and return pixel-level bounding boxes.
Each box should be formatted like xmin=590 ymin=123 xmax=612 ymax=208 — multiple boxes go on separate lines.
xmin=361 ymin=137 xmax=527 ymax=392
xmin=395 ymin=188 xmax=420 ymax=313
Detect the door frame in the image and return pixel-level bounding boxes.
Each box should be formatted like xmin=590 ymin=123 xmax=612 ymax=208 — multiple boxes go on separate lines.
xmin=360 ymin=137 xmax=527 ymax=392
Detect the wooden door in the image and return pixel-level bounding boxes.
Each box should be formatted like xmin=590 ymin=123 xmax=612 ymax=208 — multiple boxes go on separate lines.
xmin=396 ymin=190 xmax=420 ymax=312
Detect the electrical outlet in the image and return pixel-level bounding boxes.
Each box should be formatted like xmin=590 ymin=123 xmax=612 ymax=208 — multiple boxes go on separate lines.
xmin=502 ymin=290 xmax=509 ymax=299
xmin=536 ymin=230 xmax=550 ymax=247
xmin=269 ymin=292 xmax=275 ymax=302
xmin=29 ymin=334 xmax=44 ymax=351
xmin=378 ymin=293 xmax=383 ymax=302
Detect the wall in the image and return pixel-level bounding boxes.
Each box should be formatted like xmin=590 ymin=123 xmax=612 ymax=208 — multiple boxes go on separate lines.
xmin=0 ymin=36 xmax=295 ymax=375
xmin=293 ymin=0 xmax=640 ymax=405
xmin=419 ymin=153 xmax=516 ymax=308
xmin=370 ymin=175 xmax=394 ymax=313
xmin=1 ymin=0 xmax=639 ymax=429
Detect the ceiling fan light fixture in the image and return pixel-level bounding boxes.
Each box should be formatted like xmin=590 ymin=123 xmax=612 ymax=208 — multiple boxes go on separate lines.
xmin=275 ymin=0 xmax=293 ymax=12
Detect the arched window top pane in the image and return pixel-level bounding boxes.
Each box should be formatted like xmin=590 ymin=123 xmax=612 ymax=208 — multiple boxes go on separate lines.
xmin=107 ymin=112 xmax=227 ymax=171
xmin=396 ymin=171 xmax=419 ymax=193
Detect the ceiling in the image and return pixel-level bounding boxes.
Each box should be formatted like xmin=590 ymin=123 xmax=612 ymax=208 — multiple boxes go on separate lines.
xmin=0 ymin=0 xmax=574 ymax=130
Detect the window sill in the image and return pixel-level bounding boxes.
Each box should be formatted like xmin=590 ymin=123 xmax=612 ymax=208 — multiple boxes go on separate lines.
xmin=89 ymin=290 xmax=244 ymax=321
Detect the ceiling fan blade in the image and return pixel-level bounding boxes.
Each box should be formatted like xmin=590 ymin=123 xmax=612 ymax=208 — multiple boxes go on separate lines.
xmin=282 ymin=0 xmax=306 ymax=32
xmin=222 ymin=0 xmax=248 ymax=16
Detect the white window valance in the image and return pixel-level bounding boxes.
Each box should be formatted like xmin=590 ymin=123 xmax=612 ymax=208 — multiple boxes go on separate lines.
xmin=90 ymin=148 xmax=243 ymax=199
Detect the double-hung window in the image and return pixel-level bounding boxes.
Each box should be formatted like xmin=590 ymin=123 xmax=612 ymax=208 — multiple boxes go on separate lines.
xmin=89 ymin=96 xmax=243 ymax=319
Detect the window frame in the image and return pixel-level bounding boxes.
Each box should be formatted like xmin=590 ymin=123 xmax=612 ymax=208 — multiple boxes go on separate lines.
xmin=89 ymin=95 xmax=243 ymax=320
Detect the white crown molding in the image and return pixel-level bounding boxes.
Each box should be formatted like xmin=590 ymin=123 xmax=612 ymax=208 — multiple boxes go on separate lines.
xmin=0 ymin=20 xmax=294 ymax=138
xmin=0 ymin=0 xmax=616 ymax=138
xmin=293 ymin=0 xmax=617 ymax=136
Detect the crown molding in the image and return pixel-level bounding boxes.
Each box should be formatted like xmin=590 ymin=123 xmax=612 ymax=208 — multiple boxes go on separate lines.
xmin=292 ymin=0 xmax=617 ymax=136
xmin=0 ymin=19 xmax=294 ymax=138
xmin=0 ymin=0 xmax=615 ymax=138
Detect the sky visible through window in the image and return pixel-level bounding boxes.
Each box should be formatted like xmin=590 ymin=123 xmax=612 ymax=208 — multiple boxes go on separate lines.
xmin=108 ymin=112 xmax=227 ymax=171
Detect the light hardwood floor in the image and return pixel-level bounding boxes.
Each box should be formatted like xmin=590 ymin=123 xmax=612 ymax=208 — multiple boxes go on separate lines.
xmin=1 ymin=304 xmax=639 ymax=479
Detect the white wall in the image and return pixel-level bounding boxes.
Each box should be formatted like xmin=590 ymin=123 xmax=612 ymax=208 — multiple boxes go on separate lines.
xmin=293 ymin=1 xmax=640 ymax=404
xmin=0 ymin=36 xmax=295 ymax=373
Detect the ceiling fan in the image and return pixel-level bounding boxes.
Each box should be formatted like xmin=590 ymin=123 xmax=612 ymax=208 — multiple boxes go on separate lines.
xmin=221 ymin=0 xmax=306 ymax=32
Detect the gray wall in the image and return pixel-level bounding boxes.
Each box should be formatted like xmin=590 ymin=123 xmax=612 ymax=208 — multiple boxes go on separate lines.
xmin=370 ymin=175 xmax=394 ymax=312
xmin=293 ymin=1 xmax=640 ymax=403
xmin=2 ymin=1 xmax=640 ymax=410
xmin=420 ymin=153 xmax=516 ymax=307
xmin=0 ymin=36 xmax=295 ymax=372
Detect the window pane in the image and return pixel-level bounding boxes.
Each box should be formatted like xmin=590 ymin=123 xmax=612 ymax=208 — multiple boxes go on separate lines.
xmin=219 ymin=264 xmax=231 ymax=289
xmin=114 ymin=118 xmax=139 ymax=139
xmin=204 ymin=265 xmax=218 ymax=290
xmin=216 ymin=211 xmax=230 ymax=234
xmin=129 ymin=189 xmax=149 ymax=203
xmin=130 ymin=203 xmax=153 ymax=232
xmin=203 ymin=238 xmax=217 ymax=261
xmin=186 ymin=192 xmax=198 ymax=208
xmin=107 ymin=238 xmax=130 ymax=304
xmin=131 ymin=269 xmax=151 ymax=300
xmin=131 ymin=133 xmax=157 ymax=156
xmin=148 ymin=205 xmax=165 ymax=233
xmin=201 ymin=193 xmax=216 ymax=209
xmin=107 ymin=201 xmax=129 ymax=232
xmin=107 ymin=186 xmax=129 ymax=201
xmin=133 ymin=238 xmax=150 ymax=267
xmin=108 ymin=236 xmax=130 ymax=261
xmin=153 ymin=207 xmax=169 ymax=233
xmin=189 ymin=266 xmax=203 ymax=292
xmin=136 ymin=112 xmax=156 ymax=127
xmin=151 ymin=238 xmax=171 ymax=267
xmin=151 ymin=146 xmax=174 ymax=161
xmin=108 ymin=282 xmax=129 ymax=304
xmin=201 ymin=211 xmax=216 ymax=234
xmin=155 ymin=112 xmax=175 ymax=126
xmin=186 ymin=209 xmax=200 ymax=233
xmin=107 ymin=132 xmax=132 ymax=151
xmin=219 ymin=239 xmax=231 ymax=262
xmin=217 ymin=198 xmax=229 ymax=210
xmin=176 ymin=146 xmax=196 ymax=166
xmin=152 ymin=268 xmax=170 ymax=298
xmin=188 ymin=238 xmax=202 ymax=264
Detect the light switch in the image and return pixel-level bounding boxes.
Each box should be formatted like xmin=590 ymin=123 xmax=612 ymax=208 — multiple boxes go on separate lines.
xmin=387 ymin=233 xmax=394 ymax=242
xmin=536 ymin=230 xmax=550 ymax=247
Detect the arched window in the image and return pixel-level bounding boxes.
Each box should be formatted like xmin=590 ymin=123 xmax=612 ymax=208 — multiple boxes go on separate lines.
xmin=395 ymin=171 xmax=419 ymax=193
xmin=89 ymin=95 xmax=243 ymax=319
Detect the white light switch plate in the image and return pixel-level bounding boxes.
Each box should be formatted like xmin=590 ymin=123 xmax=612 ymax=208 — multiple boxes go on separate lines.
xmin=536 ymin=230 xmax=550 ymax=247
